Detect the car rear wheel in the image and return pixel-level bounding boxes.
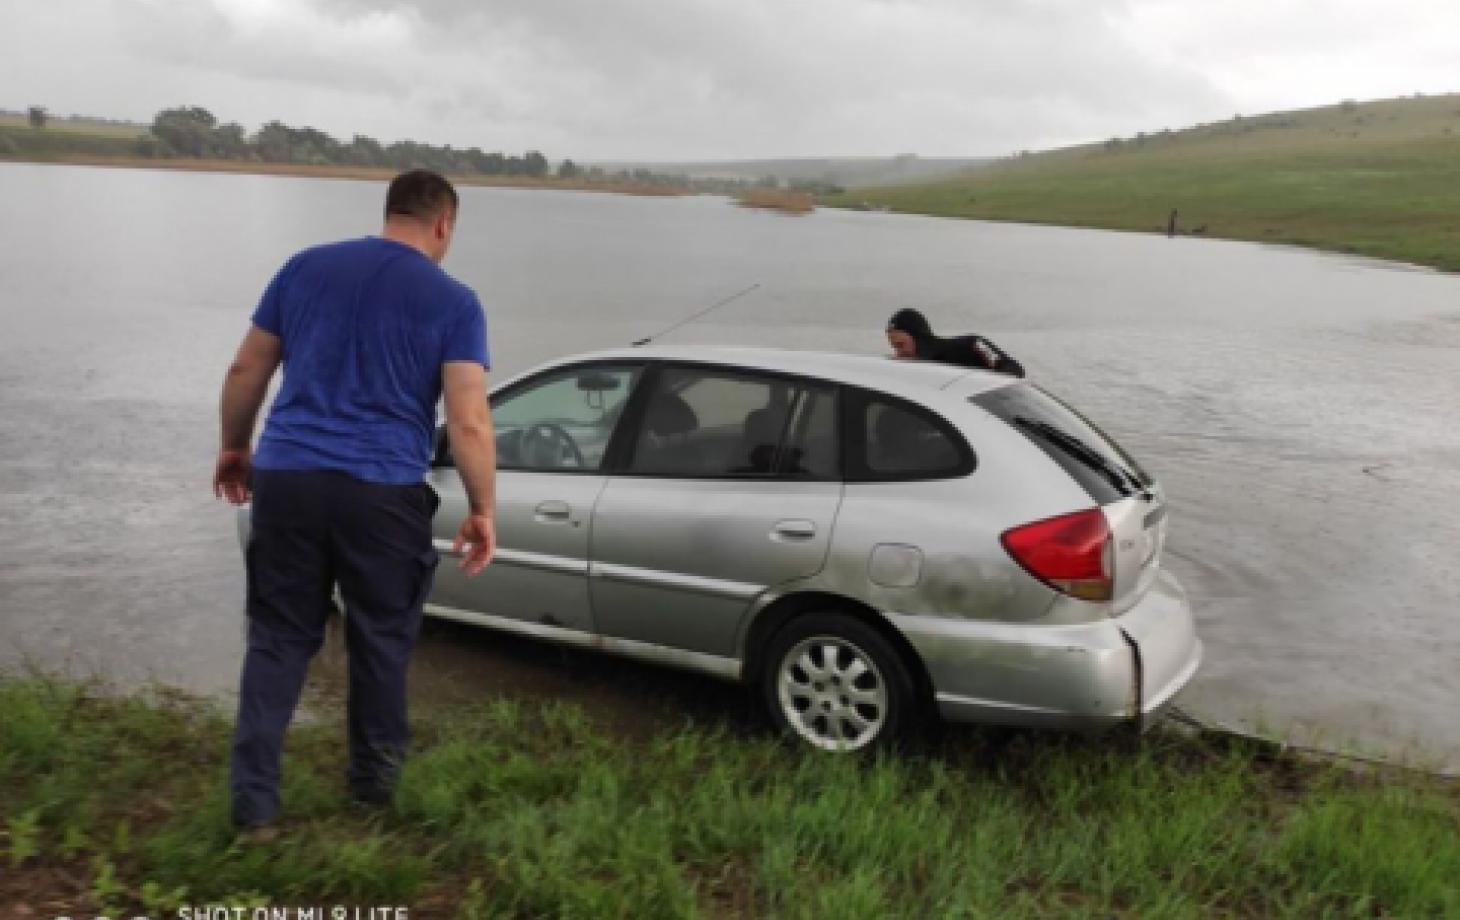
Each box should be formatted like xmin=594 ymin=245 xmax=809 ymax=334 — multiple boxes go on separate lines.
xmin=762 ymin=613 xmax=916 ymax=752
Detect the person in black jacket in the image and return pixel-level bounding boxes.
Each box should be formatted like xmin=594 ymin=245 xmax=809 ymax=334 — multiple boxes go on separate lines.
xmin=885 ymin=307 xmax=1025 ymax=377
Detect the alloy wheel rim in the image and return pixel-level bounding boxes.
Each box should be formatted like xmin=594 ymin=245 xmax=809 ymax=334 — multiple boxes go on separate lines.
xmin=776 ymin=635 xmax=887 ymax=751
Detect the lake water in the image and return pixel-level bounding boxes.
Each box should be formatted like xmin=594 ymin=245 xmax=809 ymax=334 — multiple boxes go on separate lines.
xmin=2 ymin=161 xmax=1458 ymax=770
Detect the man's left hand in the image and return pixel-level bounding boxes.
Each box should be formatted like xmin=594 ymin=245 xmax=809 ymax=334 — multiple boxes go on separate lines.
xmin=214 ymin=448 xmax=253 ymax=505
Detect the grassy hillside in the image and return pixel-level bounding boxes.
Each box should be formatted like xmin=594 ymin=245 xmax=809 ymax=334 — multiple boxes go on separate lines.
xmin=825 ymin=95 xmax=1460 ymax=272
xmin=0 ymin=112 xmax=148 ymax=137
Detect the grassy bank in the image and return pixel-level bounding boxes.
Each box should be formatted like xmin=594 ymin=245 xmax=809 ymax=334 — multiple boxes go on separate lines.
xmin=2 ymin=677 xmax=1457 ymax=918
xmin=825 ymin=94 xmax=1460 ymax=272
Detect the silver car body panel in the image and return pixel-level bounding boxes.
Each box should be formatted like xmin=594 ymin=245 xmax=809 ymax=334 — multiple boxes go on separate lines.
xmin=426 ymin=467 xmax=605 ymax=633
xmin=589 ymin=478 xmax=842 ymax=656
xmin=1101 ymin=491 xmax=1170 ymax=614
xmin=888 ymin=567 xmax=1200 ymax=729
xmin=423 ymin=600 xmax=741 ymax=681
xmin=239 ymin=346 xmax=1202 ymax=735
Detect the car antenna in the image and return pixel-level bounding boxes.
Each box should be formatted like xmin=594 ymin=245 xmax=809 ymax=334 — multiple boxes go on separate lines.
xmin=631 ymin=283 xmax=761 ymax=347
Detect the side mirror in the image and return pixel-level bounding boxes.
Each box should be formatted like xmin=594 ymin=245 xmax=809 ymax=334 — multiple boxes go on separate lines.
xmin=430 ymin=425 xmax=453 ymax=468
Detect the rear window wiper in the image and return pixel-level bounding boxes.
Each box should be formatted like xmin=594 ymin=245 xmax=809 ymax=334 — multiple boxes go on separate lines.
xmin=1012 ymin=416 xmax=1138 ymax=497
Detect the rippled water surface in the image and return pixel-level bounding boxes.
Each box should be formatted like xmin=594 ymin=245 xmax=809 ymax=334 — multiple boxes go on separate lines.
xmin=2 ymin=162 xmax=1458 ymax=769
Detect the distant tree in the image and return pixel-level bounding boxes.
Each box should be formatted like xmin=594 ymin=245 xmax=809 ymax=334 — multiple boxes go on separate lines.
xmin=557 ymin=158 xmax=580 ymax=179
xmin=291 ymin=125 xmax=342 ymax=164
xmin=244 ymin=119 xmax=346 ymax=164
xmin=151 ymin=106 xmax=220 ymax=157
xmin=253 ymin=121 xmax=294 ymax=162
xmin=213 ymin=122 xmax=249 ymax=159
xmin=460 ymin=147 xmax=490 ymax=172
xmin=523 ymin=150 xmax=549 ymax=177
xmin=1340 ymin=99 xmax=1359 ymax=113
xmin=346 ymin=134 xmax=386 ymax=167
xmin=27 ymin=106 xmax=47 ymax=129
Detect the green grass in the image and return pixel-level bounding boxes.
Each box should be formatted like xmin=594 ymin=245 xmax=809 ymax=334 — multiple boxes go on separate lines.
xmin=0 ymin=124 xmax=143 ymax=160
xmin=2 ymin=676 xmax=1457 ymax=918
xmin=825 ymin=94 xmax=1460 ymax=272
xmin=0 ymin=114 xmax=148 ymax=138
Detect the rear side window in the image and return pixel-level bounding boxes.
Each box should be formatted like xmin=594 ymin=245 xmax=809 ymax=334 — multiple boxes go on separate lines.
xmin=973 ymin=383 xmax=1151 ymax=504
xmin=624 ymin=365 xmax=837 ymax=479
xmin=845 ymin=389 xmax=973 ymax=481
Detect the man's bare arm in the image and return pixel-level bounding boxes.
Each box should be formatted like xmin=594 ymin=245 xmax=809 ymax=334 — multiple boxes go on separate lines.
xmin=220 ymin=326 xmax=283 ymax=449
xmin=442 ymin=361 xmax=497 ymax=573
xmin=214 ymin=326 xmax=283 ymax=504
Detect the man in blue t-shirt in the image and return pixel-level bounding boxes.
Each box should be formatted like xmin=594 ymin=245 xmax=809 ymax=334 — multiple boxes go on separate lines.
xmin=213 ymin=169 xmax=498 ymax=831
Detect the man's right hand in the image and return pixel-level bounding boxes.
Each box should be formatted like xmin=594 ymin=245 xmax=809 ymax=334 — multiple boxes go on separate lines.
xmin=452 ymin=513 xmax=496 ymax=576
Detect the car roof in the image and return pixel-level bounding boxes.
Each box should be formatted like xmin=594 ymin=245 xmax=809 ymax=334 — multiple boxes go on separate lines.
xmin=533 ymin=345 xmax=1013 ymax=400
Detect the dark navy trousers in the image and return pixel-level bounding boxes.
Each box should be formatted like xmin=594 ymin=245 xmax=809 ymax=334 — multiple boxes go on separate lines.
xmin=231 ymin=469 xmax=440 ymax=826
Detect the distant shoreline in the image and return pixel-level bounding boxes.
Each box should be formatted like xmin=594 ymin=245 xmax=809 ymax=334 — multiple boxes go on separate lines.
xmin=0 ymin=154 xmax=693 ymax=198
xmin=821 ymin=94 xmax=1460 ymax=274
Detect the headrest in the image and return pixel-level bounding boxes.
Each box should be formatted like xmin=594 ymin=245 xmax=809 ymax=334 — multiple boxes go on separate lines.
xmin=645 ymin=392 xmax=697 ymax=437
xmin=743 ymin=406 xmax=787 ymax=444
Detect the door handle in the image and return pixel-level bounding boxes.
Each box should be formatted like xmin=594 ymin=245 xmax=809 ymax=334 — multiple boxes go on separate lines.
xmin=534 ymin=500 xmax=572 ymax=522
xmin=772 ymin=519 xmax=817 ymax=540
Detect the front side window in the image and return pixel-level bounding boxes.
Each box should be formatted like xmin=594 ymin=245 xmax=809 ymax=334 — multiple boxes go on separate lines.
xmin=626 ymin=366 xmax=837 ymax=479
xmin=491 ymin=364 xmax=641 ymax=471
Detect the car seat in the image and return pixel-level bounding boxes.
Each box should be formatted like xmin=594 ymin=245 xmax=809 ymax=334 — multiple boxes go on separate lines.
xmin=636 ymin=391 xmax=702 ymax=473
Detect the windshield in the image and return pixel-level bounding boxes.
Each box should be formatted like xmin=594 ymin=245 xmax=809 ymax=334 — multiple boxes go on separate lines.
xmin=972 ymin=384 xmax=1152 ymax=504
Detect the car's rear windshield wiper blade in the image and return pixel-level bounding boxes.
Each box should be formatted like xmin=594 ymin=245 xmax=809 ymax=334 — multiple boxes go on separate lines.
xmin=1012 ymin=416 xmax=1137 ymax=496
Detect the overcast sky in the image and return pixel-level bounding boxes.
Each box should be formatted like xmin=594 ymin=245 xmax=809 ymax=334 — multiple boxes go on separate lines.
xmin=3 ymin=0 xmax=1457 ymax=160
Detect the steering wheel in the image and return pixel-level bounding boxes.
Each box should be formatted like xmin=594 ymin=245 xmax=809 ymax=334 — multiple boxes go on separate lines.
xmin=521 ymin=423 xmax=586 ymax=469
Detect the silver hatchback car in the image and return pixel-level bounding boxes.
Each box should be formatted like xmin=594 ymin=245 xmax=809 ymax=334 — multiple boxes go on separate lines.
xmin=249 ymin=346 xmax=1202 ymax=751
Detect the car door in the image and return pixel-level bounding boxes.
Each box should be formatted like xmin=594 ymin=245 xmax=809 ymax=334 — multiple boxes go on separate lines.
xmin=589 ymin=364 xmax=843 ymax=657
xmin=427 ymin=361 xmax=643 ymax=633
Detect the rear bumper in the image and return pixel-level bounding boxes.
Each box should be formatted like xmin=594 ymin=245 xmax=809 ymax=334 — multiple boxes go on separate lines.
xmin=887 ymin=568 xmax=1201 ymax=731
xmin=1120 ymin=569 xmax=1203 ymax=727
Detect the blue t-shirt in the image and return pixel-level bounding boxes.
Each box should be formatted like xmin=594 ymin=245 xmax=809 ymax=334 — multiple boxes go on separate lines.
xmin=251 ymin=237 xmax=489 ymax=484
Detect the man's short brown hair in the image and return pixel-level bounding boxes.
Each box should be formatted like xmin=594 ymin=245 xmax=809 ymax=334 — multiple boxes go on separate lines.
xmin=385 ymin=169 xmax=458 ymax=222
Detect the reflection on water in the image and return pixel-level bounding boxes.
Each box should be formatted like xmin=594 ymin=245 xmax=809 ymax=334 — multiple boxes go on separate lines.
xmin=2 ymin=162 xmax=1458 ymax=770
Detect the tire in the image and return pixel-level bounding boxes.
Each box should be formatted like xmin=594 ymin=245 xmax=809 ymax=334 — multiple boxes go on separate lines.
xmin=760 ymin=612 xmax=918 ymax=752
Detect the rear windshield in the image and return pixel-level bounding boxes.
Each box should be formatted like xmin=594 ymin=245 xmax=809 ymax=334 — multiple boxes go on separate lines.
xmin=972 ymin=384 xmax=1152 ymax=504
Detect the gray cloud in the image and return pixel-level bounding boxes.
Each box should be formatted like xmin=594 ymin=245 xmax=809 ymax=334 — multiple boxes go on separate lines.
xmin=2 ymin=0 xmax=1453 ymax=159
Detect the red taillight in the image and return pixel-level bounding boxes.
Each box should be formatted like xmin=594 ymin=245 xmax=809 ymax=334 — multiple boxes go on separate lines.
xmin=1000 ymin=508 xmax=1113 ymax=602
